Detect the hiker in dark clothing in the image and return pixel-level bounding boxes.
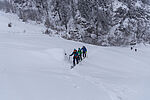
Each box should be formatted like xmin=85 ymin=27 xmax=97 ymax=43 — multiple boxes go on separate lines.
xmin=81 ymin=46 xmax=87 ymax=58
xmin=70 ymin=49 xmax=79 ymax=66
xmin=78 ymin=48 xmax=82 ymax=61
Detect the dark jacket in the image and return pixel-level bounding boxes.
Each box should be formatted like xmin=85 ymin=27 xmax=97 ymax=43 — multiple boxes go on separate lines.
xmin=81 ymin=46 xmax=87 ymax=52
xmin=70 ymin=51 xmax=78 ymax=58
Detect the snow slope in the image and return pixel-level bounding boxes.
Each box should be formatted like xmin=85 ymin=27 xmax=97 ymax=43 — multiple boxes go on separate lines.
xmin=0 ymin=11 xmax=150 ymax=100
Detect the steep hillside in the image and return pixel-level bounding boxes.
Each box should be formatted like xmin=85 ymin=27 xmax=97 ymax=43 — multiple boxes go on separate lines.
xmin=1 ymin=0 xmax=150 ymax=46
xmin=0 ymin=11 xmax=150 ymax=100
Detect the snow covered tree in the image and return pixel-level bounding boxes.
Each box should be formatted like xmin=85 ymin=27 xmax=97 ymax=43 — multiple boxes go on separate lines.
xmin=1 ymin=0 xmax=150 ymax=46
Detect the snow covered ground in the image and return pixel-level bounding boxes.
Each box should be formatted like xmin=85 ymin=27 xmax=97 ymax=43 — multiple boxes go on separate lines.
xmin=0 ymin=11 xmax=150 ymax=100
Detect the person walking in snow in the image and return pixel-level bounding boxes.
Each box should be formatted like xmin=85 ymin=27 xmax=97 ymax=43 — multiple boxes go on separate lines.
xmin=78 ymin=48 xmax=82 ymax=61
xmin=70 ymin=49 xmax=79 ymax=66
xmin=81 ymin=46 xmax=87 ymax=58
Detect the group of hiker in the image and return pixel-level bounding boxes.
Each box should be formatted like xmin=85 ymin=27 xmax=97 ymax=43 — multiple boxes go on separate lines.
xmin=70 ymin=46 xmax=87 ymax=66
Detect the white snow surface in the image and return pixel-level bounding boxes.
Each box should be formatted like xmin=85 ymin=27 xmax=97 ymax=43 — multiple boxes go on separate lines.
xmin=0 ymin=11 xmax=150 ymax=100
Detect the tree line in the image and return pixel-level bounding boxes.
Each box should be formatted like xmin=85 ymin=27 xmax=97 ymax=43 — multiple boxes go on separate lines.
xmin=0 ymin=0 xmax=150 ymax=46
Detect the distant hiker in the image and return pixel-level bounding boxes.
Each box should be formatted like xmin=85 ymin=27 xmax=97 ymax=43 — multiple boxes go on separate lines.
xmin=8 ymin=22 xmax=12 ymax=27
xmin=78 ymin=48 xmax=82 ymax=61
xmin=130 ymin=46 xmax=137 ymax=52
xmin=70 ymin=49 xmax=79 ymax=66
xmin=81 ymin=46 xmax=87 ymax=58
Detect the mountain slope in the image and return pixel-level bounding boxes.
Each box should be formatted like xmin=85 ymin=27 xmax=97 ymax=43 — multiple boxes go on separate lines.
xmin=0 ymin=11 xmax=150 ymax=100
xmin=3 ymin=0 xmax=150 ymax=46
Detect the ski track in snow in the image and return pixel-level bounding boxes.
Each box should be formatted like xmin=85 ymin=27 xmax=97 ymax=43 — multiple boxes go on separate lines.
xmin=0 ymin=11 xmax=150 ymax=100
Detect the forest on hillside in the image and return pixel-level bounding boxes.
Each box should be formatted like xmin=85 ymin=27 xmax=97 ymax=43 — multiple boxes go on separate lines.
xmin=0 ymin=0 xmax=150 ymax=46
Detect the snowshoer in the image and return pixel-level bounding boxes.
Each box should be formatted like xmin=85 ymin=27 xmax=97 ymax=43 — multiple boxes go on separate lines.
xmin=78 ymin=48 xmax=82 ymax=61
xmin=70 ymin=49 xmax=79 ymax=66
xmin=81 ymin=46 xmax=87 ymax=58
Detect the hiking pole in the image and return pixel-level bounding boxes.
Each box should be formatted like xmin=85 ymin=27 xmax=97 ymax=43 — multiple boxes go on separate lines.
xmin=69 ymin=55 xmax=70 ymax=61
xmin=86 ymin=51 xmax=88 ymax=58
